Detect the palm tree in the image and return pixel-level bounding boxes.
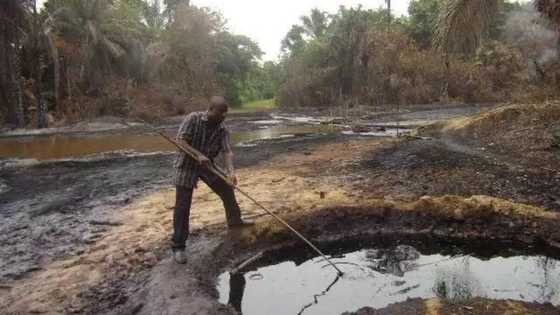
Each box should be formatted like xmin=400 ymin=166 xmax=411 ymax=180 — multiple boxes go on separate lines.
xmin=328 ymin=6 xmax=370 ymax=98
xmin=47 ymin=0 xmax=128 ymax=95
xmin=281 ymin=25 xmax=306 ymax=54
xmin=22 ymin=0 xmax=63 ymax=128
xmin=301 ymin=9 xmax=329 ymax=39
xmin=434 ymin=0 xmax=499 ymax=56
xmin=386 ymin=0 xmax=392 ymax=30
xmin=433 ymin=0 xmax=499 ymax=100
xmin=0 ymin=0 xmax=31 ymax=128
xmin=164 ymin=0 xmax=190 ymax=23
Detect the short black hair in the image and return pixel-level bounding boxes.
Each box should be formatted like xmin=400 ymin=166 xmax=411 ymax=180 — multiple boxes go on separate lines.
xmin=209 ymin=96 xmax=228 ymax=110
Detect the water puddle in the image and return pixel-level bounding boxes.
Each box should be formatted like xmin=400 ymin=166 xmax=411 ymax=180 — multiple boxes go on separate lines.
xmin=0 ymin=106 xmax=490 ymax=160
xmin=0 ymin=133 xmax=176 ymax=160
xmin=217 ymin=241 xmax=560 ymax=315
xmin=341 ymin=129 xmax=409 ymax=137
xmin=0 ymin=125 xmax=340 ymax=160
xmin=250 ymin=119 xmax=284 ymax=125
xmin=270 ymin=114 xmax=326 ymax=125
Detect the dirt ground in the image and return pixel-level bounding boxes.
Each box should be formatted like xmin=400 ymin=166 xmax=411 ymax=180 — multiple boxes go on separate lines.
xmin=1 ymin=104 xmax=560 ymax=314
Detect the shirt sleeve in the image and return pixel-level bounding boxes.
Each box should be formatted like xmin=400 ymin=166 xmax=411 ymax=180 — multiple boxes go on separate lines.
xmin=176 ymin=113 xmax=196 ymax=142
xmin=221 ymin=129 xmax=233 ymax=154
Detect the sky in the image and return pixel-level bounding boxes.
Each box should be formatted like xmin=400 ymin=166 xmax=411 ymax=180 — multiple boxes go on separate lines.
xmin=191 ymin=0 xmax=410 ymax=61
xmin=37 ymin=0 xmax=408 ymax=61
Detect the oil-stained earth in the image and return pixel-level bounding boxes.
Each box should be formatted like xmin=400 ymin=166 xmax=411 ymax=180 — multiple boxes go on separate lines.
xmin=1 ymin=104 xmax=559 ymax=314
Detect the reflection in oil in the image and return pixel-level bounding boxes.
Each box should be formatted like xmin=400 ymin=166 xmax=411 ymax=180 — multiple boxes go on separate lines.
xmin=433 ymin=257 xmax=483 ymax=302
xmin=363 ymin=245 xmax=420 ymax=276
xmin=228 ymin=272 xmax=246 ymax=313
xmin=218 ymin=245 xmax=560 ymax=315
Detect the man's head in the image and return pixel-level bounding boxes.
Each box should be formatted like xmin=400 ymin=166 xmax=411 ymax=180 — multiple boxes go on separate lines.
xmin=207 ymin=96 xmax=229 ymax=125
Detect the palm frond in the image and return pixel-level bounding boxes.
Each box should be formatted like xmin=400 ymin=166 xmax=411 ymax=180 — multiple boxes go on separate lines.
xmin=434 ymin=0 xmax=499 ymax=56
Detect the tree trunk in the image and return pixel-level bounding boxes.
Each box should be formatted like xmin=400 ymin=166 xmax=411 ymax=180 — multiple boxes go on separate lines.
xmin=387 ymin=0 xmax=392 ymax=31
xmin=32 ymin=2 xmax=48 ymax=128
xmin=31 ymin=38 xmax=46 ymax=127
xmin=441 ymin=54 xmax=450 ymax=103
xmin=36 ymin=53 xmax=48 ymax=128
xmin=10 ymin=44 xmax=25 ymax=128
xmin=45 ymin=31 xmax=60 ymax=107
xmin=0 ymin=24 xmax=10 ymax=123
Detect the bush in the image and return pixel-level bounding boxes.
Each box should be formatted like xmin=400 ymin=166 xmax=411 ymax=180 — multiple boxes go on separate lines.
xmin=278 ymin=30 xmax=490 ymax=107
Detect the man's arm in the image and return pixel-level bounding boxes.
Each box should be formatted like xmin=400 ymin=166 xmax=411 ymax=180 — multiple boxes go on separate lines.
xmin=176 ymin=113 xmax=210 ymax=166
xmin=177 ymin=139 xmax=210 ymax=166
xmin=222 ymin=131 xmax=237 ymax=186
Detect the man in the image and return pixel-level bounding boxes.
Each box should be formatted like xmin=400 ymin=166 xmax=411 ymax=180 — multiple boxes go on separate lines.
xmin=172 ymin=96 xmax=253 ymax=264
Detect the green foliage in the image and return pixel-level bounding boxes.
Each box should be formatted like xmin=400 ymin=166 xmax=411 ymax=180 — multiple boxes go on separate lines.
xmin=278 ymin=6 xmax=414 ymax=107
xmin=232 ymin=98 xmax=277 ymax=113
xmin=277 ymin=2 xmax=559 ymax=109
xmin=406 ymin=0 xmax=440 ymax=48
xmin=216 ymin=32 xmax=263 ymax=106
xmin=4 ymin=0 xmax=559 ymax=126
xmin=0 ymin=0 xmax=273 ymax=125
xmin=301 ymin=9 xmax=330 ymax=39
xmin=281 ymin=25 xmax=307 ymax=55
xmin=239 ymin=61 xmax=283 ymax=103
xmin=281 ymin=8 xmax=330 ymax=56
xmin=405 ymin=0 xmax=522 ymax=50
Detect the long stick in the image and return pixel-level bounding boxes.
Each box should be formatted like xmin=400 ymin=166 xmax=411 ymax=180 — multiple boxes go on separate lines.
xmin=230 ymin=251 xmax=264 ymax=274
xmin=129 ymin=120 xmax=344 ymax=276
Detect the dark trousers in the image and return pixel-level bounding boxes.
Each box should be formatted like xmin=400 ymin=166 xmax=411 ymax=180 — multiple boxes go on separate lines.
xmin=172 ymin=177 xmax=242 ymax=250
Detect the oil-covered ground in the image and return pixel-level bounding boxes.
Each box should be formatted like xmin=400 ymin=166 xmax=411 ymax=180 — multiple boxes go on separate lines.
xmin=1 ymin=103 xmax=559 ymax=314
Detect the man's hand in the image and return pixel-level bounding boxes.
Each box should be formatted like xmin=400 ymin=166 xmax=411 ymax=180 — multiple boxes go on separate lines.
xmin=198 ymin=156 xmax=210 ymax=168
xmin=229 ymin=174 xmax=238 ymax=187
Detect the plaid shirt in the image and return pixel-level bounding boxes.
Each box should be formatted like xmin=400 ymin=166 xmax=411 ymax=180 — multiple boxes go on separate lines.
xmin=174 ymin=111 xmax=232 ymax=187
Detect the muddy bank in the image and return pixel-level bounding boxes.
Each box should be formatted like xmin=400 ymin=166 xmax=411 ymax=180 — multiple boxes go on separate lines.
xmin=420 ymin=102 xmax=560 ymax=169
xmin=353 ymin=138 xmax=560 ymax=211
xmin=101 ymin=194 xmax=560 ymax=315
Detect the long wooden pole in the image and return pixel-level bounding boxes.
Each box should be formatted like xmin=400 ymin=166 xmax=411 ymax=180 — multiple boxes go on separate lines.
xmin=133 ymin=121 xmax=344 ymax=276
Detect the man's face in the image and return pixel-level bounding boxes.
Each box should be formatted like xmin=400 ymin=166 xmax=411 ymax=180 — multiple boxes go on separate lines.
xmin=208 ymin=105 xmax=228 ymax=125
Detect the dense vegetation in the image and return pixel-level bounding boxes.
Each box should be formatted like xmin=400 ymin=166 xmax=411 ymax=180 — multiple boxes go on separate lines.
xmin=277 ymin=0 xmax=560 ymax=108
xmin=1 ymin=0 xmax=559 ymax=128
xmin=0 ymin=0 xmax=279 ymax=128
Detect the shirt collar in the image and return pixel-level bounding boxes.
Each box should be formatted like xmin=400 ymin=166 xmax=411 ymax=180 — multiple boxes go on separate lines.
xmin=202 ymin=111 xmax=225 ymax=129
